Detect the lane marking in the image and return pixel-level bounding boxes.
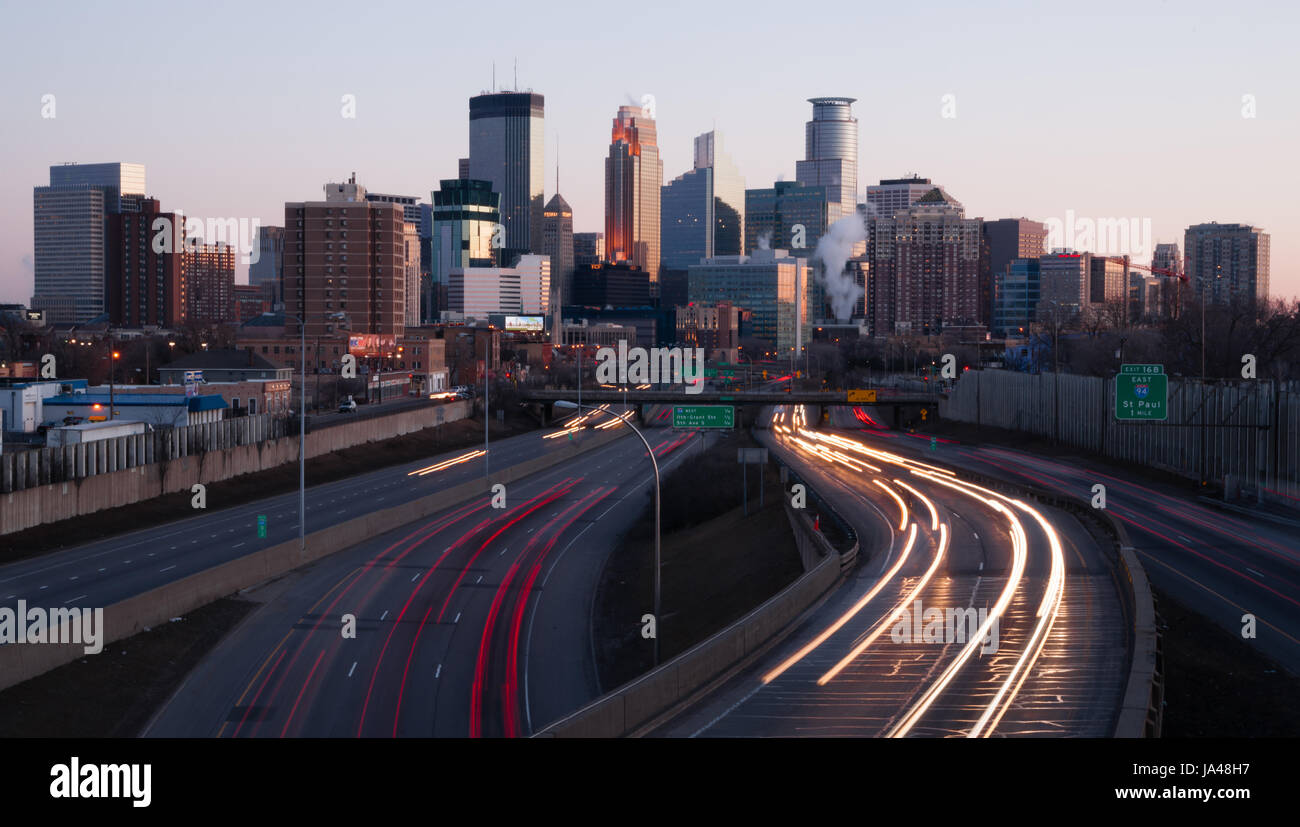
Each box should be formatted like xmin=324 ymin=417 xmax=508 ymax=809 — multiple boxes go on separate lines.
xmin=160 ymin=565 xmax=176 ymax=572
xmin=348 ymin=662 xmax=357 ymax=677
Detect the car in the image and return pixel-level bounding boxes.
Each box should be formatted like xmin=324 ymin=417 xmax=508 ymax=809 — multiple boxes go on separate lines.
xmin=338 ymin=396 xmax=357 ymax=413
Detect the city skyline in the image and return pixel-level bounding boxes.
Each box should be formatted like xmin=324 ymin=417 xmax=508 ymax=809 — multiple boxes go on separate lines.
xmin=2 ymin=0 xmax=1296 ymax=305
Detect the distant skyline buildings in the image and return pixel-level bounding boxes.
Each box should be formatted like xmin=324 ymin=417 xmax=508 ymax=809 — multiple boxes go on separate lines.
xmin=604 ymin=104 xmax=662 ymax=284
xmin=1184 ymin=223 xmax=1270 ymax=304
xmin=468 ymin=91 xmax=545 ymax=267
xmin=661 ymin=130 xmax=745 ymax=270
xmin=865 ymin=175 xmax=946 ymax=221
xmin=31 ymin=162 xmax=147 ymax=324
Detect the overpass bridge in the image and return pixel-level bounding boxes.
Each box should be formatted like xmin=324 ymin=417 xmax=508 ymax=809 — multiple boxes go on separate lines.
xmin=517 ymin=387 xmax=945 ymax=426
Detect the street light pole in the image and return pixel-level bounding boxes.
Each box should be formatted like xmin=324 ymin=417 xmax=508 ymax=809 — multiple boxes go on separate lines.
xmin=286 ymin=314 xmax=307 ymax=552
xmin=568 ymin=399 xmax=663 ymax=666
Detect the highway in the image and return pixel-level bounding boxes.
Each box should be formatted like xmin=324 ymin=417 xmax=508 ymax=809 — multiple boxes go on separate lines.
xmin=824 ymin=406 xmax=1300 ymax=675
xmin=0 ymin=405 xmax=646 ymax=616
xmin=144 ymin=405 xmax=708 ymax=737
xmin=655 ymin=404 xmax=1130 ymax=737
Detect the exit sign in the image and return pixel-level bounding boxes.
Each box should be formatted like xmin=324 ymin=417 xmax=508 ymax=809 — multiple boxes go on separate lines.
xmin=1116 ymin=364 xmax=1168 ymax=421
xmin=673 ymin=405 xmax=734 ymax=429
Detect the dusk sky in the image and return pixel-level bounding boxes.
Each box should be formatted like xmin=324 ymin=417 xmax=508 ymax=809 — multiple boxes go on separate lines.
xmin=2 ymin=0 xmax=1296 ymax=302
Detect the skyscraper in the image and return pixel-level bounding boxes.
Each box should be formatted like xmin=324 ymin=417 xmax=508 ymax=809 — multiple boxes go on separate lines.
xmin=867 ymin=188 xmax=981 ymax=336
xmin=468 ymin=92 xmax=544 ymax=266
xmin=1184 ymin=223 xmax=1269 ymax=304
xmin=541 ymin=193 xmax=574 ymax=305
xmin=795 ymin=98 xmax=857 ymax=221
xmin=661 ymin=131 xmax=745 ymax=269
xmin=605 ymin=104 xmax=663 ymax=283
xmin=32 ymin=162 xmax=146 ymax=323
xmin=430 ymin=179 xmax=501 ymax=321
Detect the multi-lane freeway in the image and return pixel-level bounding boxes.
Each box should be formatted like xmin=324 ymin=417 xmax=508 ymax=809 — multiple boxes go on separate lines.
xmin=142 ymin=404 xmax=707 ymax=737
xmin=823 ymin=406 xmax=1300 ymax=675
xmin=654 ymin=405 xmax=1131 ymax=737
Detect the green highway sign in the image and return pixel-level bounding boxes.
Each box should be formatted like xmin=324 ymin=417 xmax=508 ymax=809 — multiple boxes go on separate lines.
xmin=1120 ymin=364 xmax=1164 ymax=375
xmin=257 ymin=514 xmax=267 ymax=538
xmin=1116 ymin=364 xmax=1168 ymax=420
xmin=703 ymin=367 xmax=718 ymax=378
xmin=673 ymin=405 xmax=734 ymax=429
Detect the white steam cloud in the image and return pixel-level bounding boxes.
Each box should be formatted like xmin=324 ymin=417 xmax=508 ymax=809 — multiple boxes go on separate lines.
xmin=812 ymin=211 xmax=867 ymax=321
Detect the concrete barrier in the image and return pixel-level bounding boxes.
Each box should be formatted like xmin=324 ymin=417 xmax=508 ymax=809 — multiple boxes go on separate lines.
xmin=1 ymin=401 xmax=473 ymax=536
xmin=0 ymin=426 xmax=630 ymax=692
xmin=535 ymin=498 xmax=851 ymax=738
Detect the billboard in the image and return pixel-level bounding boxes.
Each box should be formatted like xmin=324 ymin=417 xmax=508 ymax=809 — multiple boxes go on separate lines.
xmin=348 ymin=334 xmax=396 ymax=357
xmin=505 ymin=315 xmax=544 ymax=332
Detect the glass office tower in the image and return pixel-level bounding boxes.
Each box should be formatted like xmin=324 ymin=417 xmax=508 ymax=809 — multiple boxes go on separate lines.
xmin=605 ymin=105 xmax=663 ymax=284
xmin=468 ymin=92 xmax=544 ymax=267
xmin=430 ymin=179 xmax=501 ymax=320
xmin=795 ymin=97 xmax=857 ymax=221
xmin=661 ymin=131 xmax=745 ymax=270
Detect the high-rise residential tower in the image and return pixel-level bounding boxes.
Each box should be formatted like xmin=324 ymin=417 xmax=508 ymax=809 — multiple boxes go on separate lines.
xmin=468 ymin=92 xmax=544 ymax=266
xmin=31 ymin=162 xmax=147 ymax=323
xmin=107 ymin=198 xmax=186 ymax=328
xmin=284 ymin=176 xmax=407 ymax=338
xmin=185 ymin=242 xmax=236 ymax=324
xmin=661 ymin=131 xmax=745 ymax=270
xmin=1184 ymin=223 xmax=1269 ymax=304
xmin=795 ymin=97 xmax=857 ymax=222
xmin=867 ymin=188 xmax=981 ymax=336
xmin=605 ymin=104 xmax=663 ymax=284
xmin=864 ymin=175 xmax=946 ymax=221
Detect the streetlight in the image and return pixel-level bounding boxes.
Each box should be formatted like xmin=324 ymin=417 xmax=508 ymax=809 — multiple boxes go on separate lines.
xmin=567 ymin=399 xmax=664 ymax=666
xmin=284 ymin=313 xmax=307 ymax=552
xmin=109 ymin=347 xmax=120 ymax=420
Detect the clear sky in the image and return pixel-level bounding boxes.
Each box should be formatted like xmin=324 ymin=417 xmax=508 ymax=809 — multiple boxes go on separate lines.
xmin=2 ymin=0 xmax=1296 ymax=301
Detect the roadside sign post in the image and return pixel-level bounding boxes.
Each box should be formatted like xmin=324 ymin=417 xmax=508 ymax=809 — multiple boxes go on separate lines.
xmin=737 ymin=447 xmax=769 ymax=514
xmin=1115 ymin=364 xmax=1168 ymax=421
xmin=257 ymin=514 xmax=267 ymax=538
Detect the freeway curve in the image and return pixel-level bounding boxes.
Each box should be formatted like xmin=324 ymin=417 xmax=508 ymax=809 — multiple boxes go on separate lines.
xmin=825 ymin=405 xmax=1300 ymax=676
xmin=144 ymin=403 xmax=705 ymax=737
xmin=655 ymin=405 xmax=1131 ymax=737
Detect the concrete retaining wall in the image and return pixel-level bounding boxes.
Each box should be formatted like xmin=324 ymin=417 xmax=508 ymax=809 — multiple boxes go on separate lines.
xmin=1 ymin=401 xmax=472 ymax=536
xmin=0 ymin=425 xmax=627 ymax=692
xmin=535 ymin=499 xmax=851 ymax=738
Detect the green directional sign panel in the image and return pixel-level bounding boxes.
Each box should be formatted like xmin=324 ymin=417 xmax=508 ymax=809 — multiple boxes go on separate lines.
xmin=1116 ymin=364 xmax=1167 ymax=420
xmin=673 ymin=405 xmax=734 ymax=429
